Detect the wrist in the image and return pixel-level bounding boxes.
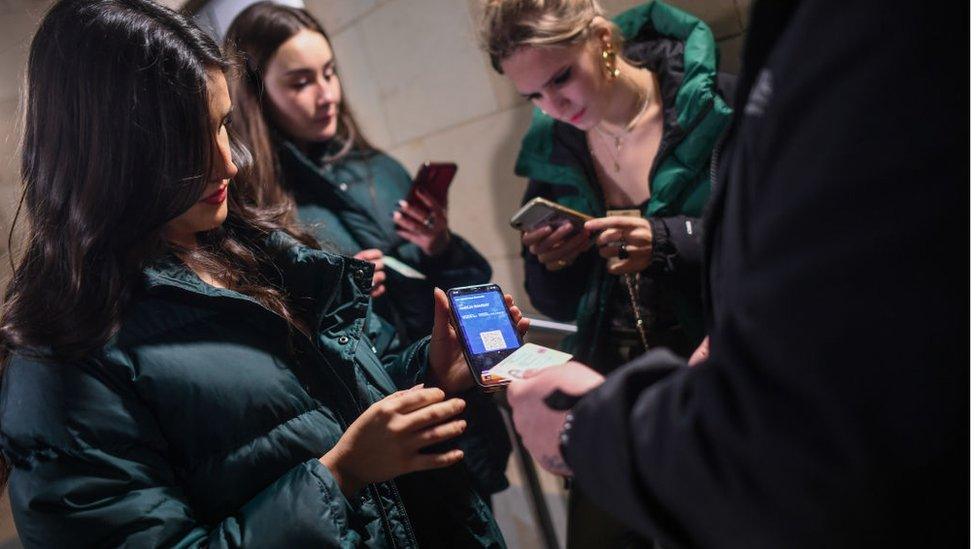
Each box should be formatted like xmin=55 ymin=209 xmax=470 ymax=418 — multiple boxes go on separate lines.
xmin=426 ymin=231 xmax=452 ymax=257
xmin=320 ymin=448 xmax=364 ymax=498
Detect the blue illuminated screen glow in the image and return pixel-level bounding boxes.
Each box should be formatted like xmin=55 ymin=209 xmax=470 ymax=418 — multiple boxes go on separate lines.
xmin=451 ymin=291 xmax=520 ymax=359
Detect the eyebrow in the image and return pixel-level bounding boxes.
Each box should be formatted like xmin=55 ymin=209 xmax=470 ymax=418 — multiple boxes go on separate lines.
xmin=519 ymin=64 xmax=569 ymax=100
xmin=283 ymin=58 xmax=335 ymax=77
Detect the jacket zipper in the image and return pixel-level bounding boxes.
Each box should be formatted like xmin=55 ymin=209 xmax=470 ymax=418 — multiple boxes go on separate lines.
xmin=369 ymin=483 xmax=400 ymax=549
xmin=307 ymin=321 xmax=412 ymax=548
xmin=387 ymin=480 xmax=418 ymax=548
xmin=354 ymin=314 xmax=421 ymax=548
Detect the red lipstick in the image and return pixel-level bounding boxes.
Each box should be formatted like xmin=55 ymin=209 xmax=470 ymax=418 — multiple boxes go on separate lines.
xmin=569 ymin=107 xmax=587 ymax=124
xmin=201 ymin=184 xmax=228 ymax=205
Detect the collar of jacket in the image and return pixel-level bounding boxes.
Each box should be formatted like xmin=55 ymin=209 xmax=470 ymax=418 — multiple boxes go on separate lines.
xmin=514 ymin=0 xmax=732 ymax=217
xmin=140 ymin=231 xmax=376 ymax=332
xmin=277 ymin=140 xmax=393 ymax=250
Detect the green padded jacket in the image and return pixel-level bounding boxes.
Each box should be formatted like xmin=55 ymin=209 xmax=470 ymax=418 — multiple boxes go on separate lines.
xmin=514 ymin=1 xmax=732 ymax=371
xmin=0 ymin=233 xmax=504 ymax=548
xmin=279 ymin=144 xmax=512 ymax=499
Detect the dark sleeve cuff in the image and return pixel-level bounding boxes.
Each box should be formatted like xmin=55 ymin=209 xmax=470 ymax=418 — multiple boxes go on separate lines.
xmin=648 ymin=216 xmax=703 ymax=273
xmin=563 ymin=349 xmax=685 ymax=470
xmin=562 ymin=349 xmax=687 ymax=540
xmin=648 ymin=217 xmax=677 ymax=273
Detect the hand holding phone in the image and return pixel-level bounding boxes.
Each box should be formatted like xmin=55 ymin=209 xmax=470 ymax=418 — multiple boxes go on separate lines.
xmin=441 ymin=284 xmax=529 ymax=392
xmin=427 ymin=284 xmax=529 ymax=394
xmin=522 ymin=223 xmax=593 ymax=271
xmin=407 ymin=162 xmax=457 ymax=209
xmin=394 ymin=162 xmax=458 ymax=257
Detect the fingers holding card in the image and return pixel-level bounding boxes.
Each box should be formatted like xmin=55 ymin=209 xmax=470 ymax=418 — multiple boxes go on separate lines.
xmin=485 ymin=343 xmax=573 ymax=381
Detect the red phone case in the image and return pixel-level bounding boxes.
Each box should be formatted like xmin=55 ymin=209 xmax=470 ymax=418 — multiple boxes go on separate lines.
xmin=408 ymin=162 xmax=457 ymax=208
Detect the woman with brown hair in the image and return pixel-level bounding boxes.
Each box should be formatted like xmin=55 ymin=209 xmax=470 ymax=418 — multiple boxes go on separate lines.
xmin=224 ymin=2 xmax=512 ymax=504
xmin=0 ymin=0 xmax=516 ymax=545
xmin=224 ymin=2 xmax=493 ymax=345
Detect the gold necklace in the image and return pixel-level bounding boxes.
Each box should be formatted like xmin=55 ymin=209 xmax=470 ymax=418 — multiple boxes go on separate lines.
xmin=591 ymin=77 xmax=653 ymax=172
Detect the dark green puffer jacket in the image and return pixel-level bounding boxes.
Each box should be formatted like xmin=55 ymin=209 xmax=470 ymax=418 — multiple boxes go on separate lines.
xmin=0 ymin=234 xmax=505 ymax=548
xmin=515 ymin=1 xmax=732 ymax=371
xmin=280 ymin=143 xmax=493 ymax=344
xmin=279 ymin=143 xmax=512 ymax=498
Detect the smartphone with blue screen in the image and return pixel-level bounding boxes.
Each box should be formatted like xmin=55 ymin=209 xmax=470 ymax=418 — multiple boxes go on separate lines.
xmin=447 ymin=284 xmax=523 ymax=391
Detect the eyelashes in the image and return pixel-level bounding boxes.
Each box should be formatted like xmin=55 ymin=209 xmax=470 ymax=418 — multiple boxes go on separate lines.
xmin=552 ymin=67 xmax=571 ymax=85
xmin=523 ymin=66 xmax=573 ymax=102
xmin=290 ymin=68 xmax=335 ymax=90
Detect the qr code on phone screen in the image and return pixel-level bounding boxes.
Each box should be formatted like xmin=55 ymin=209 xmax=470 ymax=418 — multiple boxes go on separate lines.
xmin=479 ymin=330 xmax=507 ymax=351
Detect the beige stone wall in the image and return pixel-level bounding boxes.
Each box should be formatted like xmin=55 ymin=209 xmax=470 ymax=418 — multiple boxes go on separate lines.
xmin=0 ymin=1 xmax=50 ymax=291
xmin=0 ymin=2 xmax=52 ymax=544
xmin=0 ymin=5 xmax=46 ymax=547
xmin=304 ymin=0 xmax=751 ymax=316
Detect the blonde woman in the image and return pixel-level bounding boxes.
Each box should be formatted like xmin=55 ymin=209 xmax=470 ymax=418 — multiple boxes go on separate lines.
xmin=482 ymin=0 xmax=732 ymax=374
xmin=481 ymin=1 xmax=732 ymax=546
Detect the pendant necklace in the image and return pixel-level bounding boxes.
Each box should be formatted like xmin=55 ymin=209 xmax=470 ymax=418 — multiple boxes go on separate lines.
xmin=592 ymin=77 xmax=653 ymax=173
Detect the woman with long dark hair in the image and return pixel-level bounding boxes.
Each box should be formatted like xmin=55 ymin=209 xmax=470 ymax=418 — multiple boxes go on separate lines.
xmin=224 ymin=2 xmax=493 ymax=344
xmin=223 ymin=2 xmax=512 ymax=503
xmin=0 ymin=0 xmax=517 ymax=546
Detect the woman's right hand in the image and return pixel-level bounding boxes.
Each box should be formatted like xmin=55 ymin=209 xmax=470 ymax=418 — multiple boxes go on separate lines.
xmin=522 ymin=222 xmax=592 ymax=271
xmin=353 ymin=248 xmax=386 ymax=298
xmin=319 ymin=387 xmax=467 ymax=497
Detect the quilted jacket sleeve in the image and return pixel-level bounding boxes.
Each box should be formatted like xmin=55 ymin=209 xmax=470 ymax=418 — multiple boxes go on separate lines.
xmin=0 ymin=354 xmax=362 ymax=548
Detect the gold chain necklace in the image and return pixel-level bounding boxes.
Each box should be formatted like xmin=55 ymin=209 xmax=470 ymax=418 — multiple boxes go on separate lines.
xmin=624 ymin=272 xmax=651 ymax=352
xmin=591 ymin=81 xmax=652 ymax=172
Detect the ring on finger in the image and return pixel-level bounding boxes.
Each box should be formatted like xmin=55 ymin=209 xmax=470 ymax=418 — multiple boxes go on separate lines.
xmin=616 ymin=240 xmax=630 ymax=260
xmin=424 ymin=214 xmax=435 ymax=229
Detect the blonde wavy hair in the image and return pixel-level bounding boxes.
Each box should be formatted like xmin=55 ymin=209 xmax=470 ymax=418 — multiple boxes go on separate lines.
xmin=479 ymin=0 xmax=623 ymax=73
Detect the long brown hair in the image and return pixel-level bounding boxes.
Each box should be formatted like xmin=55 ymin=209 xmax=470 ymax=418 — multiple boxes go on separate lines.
xmin=0 ymin=0 xmax=321 ymax=484
xmin=0 ymin=0 xmax=324 ymax=487
xmin=224 ymin=1 xmax=375 ymax=210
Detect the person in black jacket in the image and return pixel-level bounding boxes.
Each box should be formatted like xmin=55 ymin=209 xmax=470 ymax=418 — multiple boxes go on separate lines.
xmin=506 ymin=1 xmax=967 ymax=547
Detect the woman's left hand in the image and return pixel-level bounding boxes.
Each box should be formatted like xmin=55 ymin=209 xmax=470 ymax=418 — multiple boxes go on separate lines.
xmin=427 ymin=288 xmax=530 ymax=394
xmin=394 ymin=188 xmax=451 ymax=257
xmin=585 ymin=216 xmax=654 ymax=275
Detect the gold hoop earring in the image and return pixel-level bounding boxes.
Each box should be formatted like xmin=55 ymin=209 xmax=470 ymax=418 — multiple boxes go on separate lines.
xmin=602 ymin=42 xmax=619 ymax=80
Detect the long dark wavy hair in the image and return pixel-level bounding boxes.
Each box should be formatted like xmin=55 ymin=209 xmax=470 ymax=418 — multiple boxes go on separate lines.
xmin=223 ymin=1 xmax=375 ymax=210
xmin=0 ymin=0 xmax=320 ymax=484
